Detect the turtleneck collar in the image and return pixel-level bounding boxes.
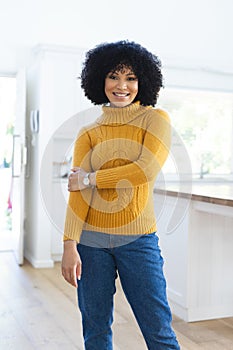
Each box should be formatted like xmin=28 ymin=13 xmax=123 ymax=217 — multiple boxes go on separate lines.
xmin=96 ymin=101 xmax=152 ymax=125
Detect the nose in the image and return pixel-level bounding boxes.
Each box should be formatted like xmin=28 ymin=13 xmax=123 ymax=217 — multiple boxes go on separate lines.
xmin=116 ymin=79 xmax=127 ymax=90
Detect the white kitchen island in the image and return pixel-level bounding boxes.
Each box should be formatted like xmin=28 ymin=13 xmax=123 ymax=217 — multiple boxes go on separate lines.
xmin=154 ymin=183 xmax=233 ymax=322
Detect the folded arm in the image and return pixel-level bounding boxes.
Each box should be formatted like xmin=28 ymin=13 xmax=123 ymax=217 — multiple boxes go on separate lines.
xmin=95 ymin=111 xmax=171 ymax=189
xmin=63 ymin=127 xmax=93 ymax=242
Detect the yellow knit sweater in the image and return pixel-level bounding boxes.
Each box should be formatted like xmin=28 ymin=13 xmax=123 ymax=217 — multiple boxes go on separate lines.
xmin=63 ymin=102 xmax=171 ymax=242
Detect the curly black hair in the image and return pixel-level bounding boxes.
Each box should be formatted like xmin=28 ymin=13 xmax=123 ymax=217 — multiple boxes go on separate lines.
xmin=80 ymin=40 xmax=163 ymax=106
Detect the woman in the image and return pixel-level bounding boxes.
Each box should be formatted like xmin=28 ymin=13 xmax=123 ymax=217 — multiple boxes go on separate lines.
xmin=62 ymin=40 xmax=180 ymax=350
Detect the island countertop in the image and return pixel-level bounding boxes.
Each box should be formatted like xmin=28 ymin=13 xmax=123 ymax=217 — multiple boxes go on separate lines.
xmin=154 ymin=182 xmax=233 ymax=207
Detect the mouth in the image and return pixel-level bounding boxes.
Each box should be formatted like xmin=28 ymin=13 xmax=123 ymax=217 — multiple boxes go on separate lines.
xmin=113 ymin=92 xmax=130 ymax=97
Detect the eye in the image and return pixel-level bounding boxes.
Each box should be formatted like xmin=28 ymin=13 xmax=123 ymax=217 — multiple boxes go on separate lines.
xmin=108 ymin=74 xmax=118 ymax=80
xmin=127 ymin=76 xmax=138 ymax=81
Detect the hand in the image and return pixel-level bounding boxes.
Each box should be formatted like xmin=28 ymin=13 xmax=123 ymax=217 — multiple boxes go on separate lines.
xmin=61 ymin=240 xmax=82 ymax=287
xmin=68 ymin=167 xmax=96 ymax=191
xmin=68 ymin=167 xmax=87 ymax=191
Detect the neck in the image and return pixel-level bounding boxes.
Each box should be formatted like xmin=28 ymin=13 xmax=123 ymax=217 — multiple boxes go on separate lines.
xmin=96 ymin=101 xmax=152 ymax=125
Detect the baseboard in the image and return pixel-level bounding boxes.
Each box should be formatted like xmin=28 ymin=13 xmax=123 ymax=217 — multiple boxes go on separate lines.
xmin=169 ymin=297 xmax=233 ymax=322
xmin=168 ymin=299 xmax=189 ymax=322
xmin=51 ymin=253 xmax=62 ymax=262
xmin=24 ymin=249 xmax=54 ymax=268
xmin=188 ymin=304 xmax=233 ymax=322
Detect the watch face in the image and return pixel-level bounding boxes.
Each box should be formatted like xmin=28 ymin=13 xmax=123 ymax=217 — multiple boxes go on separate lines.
xmin=83 ymin=175 xmax=90 ymax=186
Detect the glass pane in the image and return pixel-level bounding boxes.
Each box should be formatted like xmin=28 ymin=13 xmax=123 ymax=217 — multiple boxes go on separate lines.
xmin=158 ymin=88 xmax=233 ymax=179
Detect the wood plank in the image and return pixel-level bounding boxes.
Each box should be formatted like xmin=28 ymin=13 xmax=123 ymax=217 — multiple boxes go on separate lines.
xmin=1 ymin=252 xmax=233 ymax=349
xmin=0 ymin=254 xmax=82 ymax=349
xmin=198 ymin=340 xmax=233 ymax=350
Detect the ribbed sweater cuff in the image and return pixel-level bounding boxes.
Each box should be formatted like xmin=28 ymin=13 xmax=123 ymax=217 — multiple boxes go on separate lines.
xmin=96 ymin=170 xmax=119 ymax=189
xmin=63 ymin=225 xmax=82 ymax=243
xmin=63 ymin=235 xmax=78 ymax=242
xmin=63 ymin=208 xmax=84 ymax=243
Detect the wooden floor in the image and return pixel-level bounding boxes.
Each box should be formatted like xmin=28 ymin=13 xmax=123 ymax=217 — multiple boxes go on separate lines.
xmin=1 ymin=252 xmax=233 ymax=349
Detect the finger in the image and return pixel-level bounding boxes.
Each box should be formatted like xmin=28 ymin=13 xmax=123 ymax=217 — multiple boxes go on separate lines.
xmin=71 ymin=167 xmax=81 ymax=172
xmin=70 ymin=266 xmax=78 ymax=287
xmin=68 ymin=176 xmax=76 ymax=188
xmin=68 ymin=172 xmax=75 ymax=181
xmin=63 ymin=271 xmax=77 ymax=288
xmin=76 ymin=263 xmax=82 ymax=281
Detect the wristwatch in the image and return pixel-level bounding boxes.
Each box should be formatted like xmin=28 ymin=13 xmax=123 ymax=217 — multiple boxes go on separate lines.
xmin=83 ymin=172 xmax=91 ymax=187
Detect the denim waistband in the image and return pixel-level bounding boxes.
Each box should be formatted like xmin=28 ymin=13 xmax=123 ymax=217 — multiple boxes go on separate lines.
xmin=79 ymin=230 xmax=156 ymax=249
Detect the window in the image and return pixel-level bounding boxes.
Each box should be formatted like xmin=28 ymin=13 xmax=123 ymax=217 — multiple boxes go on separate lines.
xmin=158 ymin=88 xmax=233 ymax=180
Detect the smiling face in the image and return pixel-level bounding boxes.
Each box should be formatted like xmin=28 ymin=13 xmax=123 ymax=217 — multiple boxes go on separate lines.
xmin=104 ymin=67 xmax=138 ymax=107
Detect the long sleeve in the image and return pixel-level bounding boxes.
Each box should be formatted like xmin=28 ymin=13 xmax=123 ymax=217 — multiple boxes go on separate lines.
xmin=95 ymin=110 xmax=171 ymax=189
xmin=63 ymin=127 xmax=93 ymax=242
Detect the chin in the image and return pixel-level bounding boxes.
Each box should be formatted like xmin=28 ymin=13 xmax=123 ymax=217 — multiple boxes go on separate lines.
xmin=111 ymin=101 xmax=132 ymax=108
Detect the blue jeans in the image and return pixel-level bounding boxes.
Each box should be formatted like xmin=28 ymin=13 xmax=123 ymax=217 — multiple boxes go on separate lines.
xmin=77 ymin=231 xmax=180 ymax=350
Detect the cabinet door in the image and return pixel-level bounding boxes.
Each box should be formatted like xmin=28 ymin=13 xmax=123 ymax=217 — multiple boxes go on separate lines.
xmin=51 ymin=181 xmax=69 ymax=260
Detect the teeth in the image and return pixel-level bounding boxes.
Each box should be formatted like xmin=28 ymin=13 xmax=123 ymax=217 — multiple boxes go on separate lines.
xmin=114 ymin=93 xmax=128 ymax=97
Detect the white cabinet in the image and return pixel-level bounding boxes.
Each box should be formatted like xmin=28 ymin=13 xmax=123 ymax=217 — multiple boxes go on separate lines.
xmin=25 ymin=45 xmax=91 ymax=267
xmin=154 ymin=192 xmax=233 ymax=321
xmin=51 ymin=180 xmax=69 ymax=261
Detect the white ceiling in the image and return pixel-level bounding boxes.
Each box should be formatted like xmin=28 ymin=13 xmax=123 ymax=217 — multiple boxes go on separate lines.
xmin=0 ymin=0 xmax=232 ymax=74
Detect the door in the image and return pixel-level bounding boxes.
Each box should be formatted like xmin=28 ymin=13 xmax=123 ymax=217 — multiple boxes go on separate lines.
xmin=11 ymin=69 xmax=26 ymax=265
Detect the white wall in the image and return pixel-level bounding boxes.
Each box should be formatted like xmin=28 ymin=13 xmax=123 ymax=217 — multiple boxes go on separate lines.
xmin=0 ymin=0 xmax=233 ymax=75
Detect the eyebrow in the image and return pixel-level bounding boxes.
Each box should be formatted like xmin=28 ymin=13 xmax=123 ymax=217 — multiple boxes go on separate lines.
xmin=110 ymin=71 xmax=136 ymax=76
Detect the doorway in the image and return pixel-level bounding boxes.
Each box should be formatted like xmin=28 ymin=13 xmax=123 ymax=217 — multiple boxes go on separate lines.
xmin=0 ymin=76 xmax=16 ymax=251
